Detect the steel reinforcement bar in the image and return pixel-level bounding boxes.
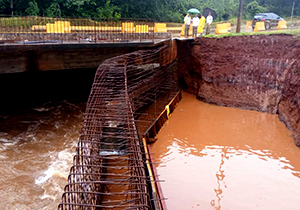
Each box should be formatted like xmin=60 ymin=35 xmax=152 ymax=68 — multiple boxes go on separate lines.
xmin=58 ymin=43 xmax=178 ymax=209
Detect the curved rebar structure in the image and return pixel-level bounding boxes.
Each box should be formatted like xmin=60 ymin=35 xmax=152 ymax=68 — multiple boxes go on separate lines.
xmin=58 ymin=43 xmax=178 ymax=209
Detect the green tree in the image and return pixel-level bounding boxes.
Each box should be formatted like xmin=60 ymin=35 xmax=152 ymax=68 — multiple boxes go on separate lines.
xmin=0 ymin=0 xmax=8 ymax=14
xmin=45 ymin=2 xmax=61 ymax=17
xmin=96 ymin=0 xmax=120 ymax=18
xmin=246 ymin=1 xmax=267 ymax=18
xmin=0 ymin=0 xmax=298 ymax=22
xmin=25 ymin=0 xmax=39 ymax=16
xmin=63 ymin=0 xmax=98 ymax=17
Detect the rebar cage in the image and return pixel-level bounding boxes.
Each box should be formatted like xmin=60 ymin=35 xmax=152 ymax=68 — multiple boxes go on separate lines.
xmin=58 ymin=43 xmax=178 ymax=209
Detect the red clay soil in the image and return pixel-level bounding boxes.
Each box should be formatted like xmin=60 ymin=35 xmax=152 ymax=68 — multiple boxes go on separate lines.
xmin=176 ymin=34 xmax=300 ymax=146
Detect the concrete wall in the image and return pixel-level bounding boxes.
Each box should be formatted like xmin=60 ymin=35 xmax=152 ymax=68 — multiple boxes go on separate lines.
xmin=0 ymin=42 xmax=155 ymax=74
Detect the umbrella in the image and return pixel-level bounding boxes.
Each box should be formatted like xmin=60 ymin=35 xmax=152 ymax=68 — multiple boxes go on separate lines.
xmin=188 ymin=8 xmax=200 ymax=14
xmin=203 ymin=7 xmax=217 ymax=20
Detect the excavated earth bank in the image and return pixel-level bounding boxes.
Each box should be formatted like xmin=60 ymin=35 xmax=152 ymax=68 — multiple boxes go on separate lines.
xmin=176 ymin=34 xmax=300 ymax=146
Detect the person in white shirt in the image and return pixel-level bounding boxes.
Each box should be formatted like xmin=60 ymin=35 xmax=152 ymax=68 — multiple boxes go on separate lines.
xmin=184 ymin=13 xmax=191 ymax=37
xmin=192 ymin=14 xmax=200 ymax=38
xmin=206 ymin=12 xmax=213 ymax=35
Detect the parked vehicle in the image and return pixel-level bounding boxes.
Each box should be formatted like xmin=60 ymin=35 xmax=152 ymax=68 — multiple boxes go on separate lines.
xmin=252 ymin=13 xmax=284 ymax=30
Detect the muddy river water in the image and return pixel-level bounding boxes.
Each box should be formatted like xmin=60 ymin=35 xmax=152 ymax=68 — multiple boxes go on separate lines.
xmin=151 ymin=92 xmax=300 ymax=210
xmin=0 ymin=92 xmax=300 ymax=209
xmin=0 ymin=101 xmax=85 ymax=210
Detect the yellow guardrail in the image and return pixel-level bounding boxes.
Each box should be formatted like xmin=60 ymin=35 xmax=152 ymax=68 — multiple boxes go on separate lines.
xmin=215 ymin=23 xmax=228 ymax=34
xmin=135 ymin=25 xmax=149 ymax=33
xmin=167 ymin=27 xmax=182 ymax=31
xmin=226 ymin=23 xmax=231 ymax=31
xmin=245 ymin=21 xmax=252 ymax=30
xmin=154 ymin=23 xmax=167 ymax=33
xmin=32 ymin=25 xmax=47 ymax=31
xmin=121 ymin=22 xmax=134 ymax=33
xmin=32 ymin=22 xmax=125 ymax=33
xmin=45 ymin=21 xmax=71 ymax=33
xmin=254 ymin=22 xmax=265 ymax=32
xmin=276 ymin=21 xmax=287 ymax=30
xmin=71 ymin=26 xmax=122 ymax=31
xmin=30 ymin=21 xmax=179 ymax=34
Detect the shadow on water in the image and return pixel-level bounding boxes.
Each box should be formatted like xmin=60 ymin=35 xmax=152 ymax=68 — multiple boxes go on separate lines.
xmin=0 ymin=68 xmax=97 ymax=116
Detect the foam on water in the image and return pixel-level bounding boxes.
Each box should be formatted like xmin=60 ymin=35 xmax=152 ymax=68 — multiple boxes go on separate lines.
xmin=34 ymin=107 xmax=51 ymax=112
xmin=35 ymin=148 xmax=76 ymax=206
xmin=0 ymin=138 xmax=19 ymax=152
xmin=99 ymin=150 xmax=125 ymax=156
xmin=35 ymin=149 xmax=75 ymax=185
xmin=0 ymin=100 xmax=85 ymax=209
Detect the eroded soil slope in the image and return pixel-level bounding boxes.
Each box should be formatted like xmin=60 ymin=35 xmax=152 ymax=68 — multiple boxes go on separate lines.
xmin=177 ymin=35 xmax=300 ymax=146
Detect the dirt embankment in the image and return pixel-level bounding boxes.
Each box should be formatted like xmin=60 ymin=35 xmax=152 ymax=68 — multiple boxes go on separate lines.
xmin=177 ymin=35 xmax=300 ymax=146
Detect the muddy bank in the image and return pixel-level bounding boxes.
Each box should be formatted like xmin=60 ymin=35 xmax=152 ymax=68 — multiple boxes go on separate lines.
xmin=177 ymin=35 xmax=300 ymax=146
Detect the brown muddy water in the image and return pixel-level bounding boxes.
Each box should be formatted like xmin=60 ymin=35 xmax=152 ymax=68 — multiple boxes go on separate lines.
xmin=1 ymin=92 xmax=300 ymax=210
xmin=151 ymin=92 xmax=300 ymax=210
xmin=0 ymin=101 xmax=85 ymax=210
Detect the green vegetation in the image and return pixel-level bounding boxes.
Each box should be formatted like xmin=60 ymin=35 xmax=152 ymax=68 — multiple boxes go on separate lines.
xmin=0 ymin=0 xmax=299 ymax=23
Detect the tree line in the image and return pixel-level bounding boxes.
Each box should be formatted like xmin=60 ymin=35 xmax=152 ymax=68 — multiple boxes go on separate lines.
xmin=0 ymin=0 xmax=298 ymax=22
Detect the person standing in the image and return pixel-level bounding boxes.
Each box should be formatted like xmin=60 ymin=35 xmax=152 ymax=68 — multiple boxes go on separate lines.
xmin=198 ymin=14 xmax=206 ymax=36
xmin=184 ymin=13 xmax=191 ymax=37
xmin=206 ymin=12 xmax=213 ymax=35
xmin=192 ymin=14 xmax=200 ymax=38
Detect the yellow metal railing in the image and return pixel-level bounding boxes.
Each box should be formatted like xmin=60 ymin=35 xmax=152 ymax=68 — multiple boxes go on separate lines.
xmin=0 ymin=16 xmax=164 ymax=43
